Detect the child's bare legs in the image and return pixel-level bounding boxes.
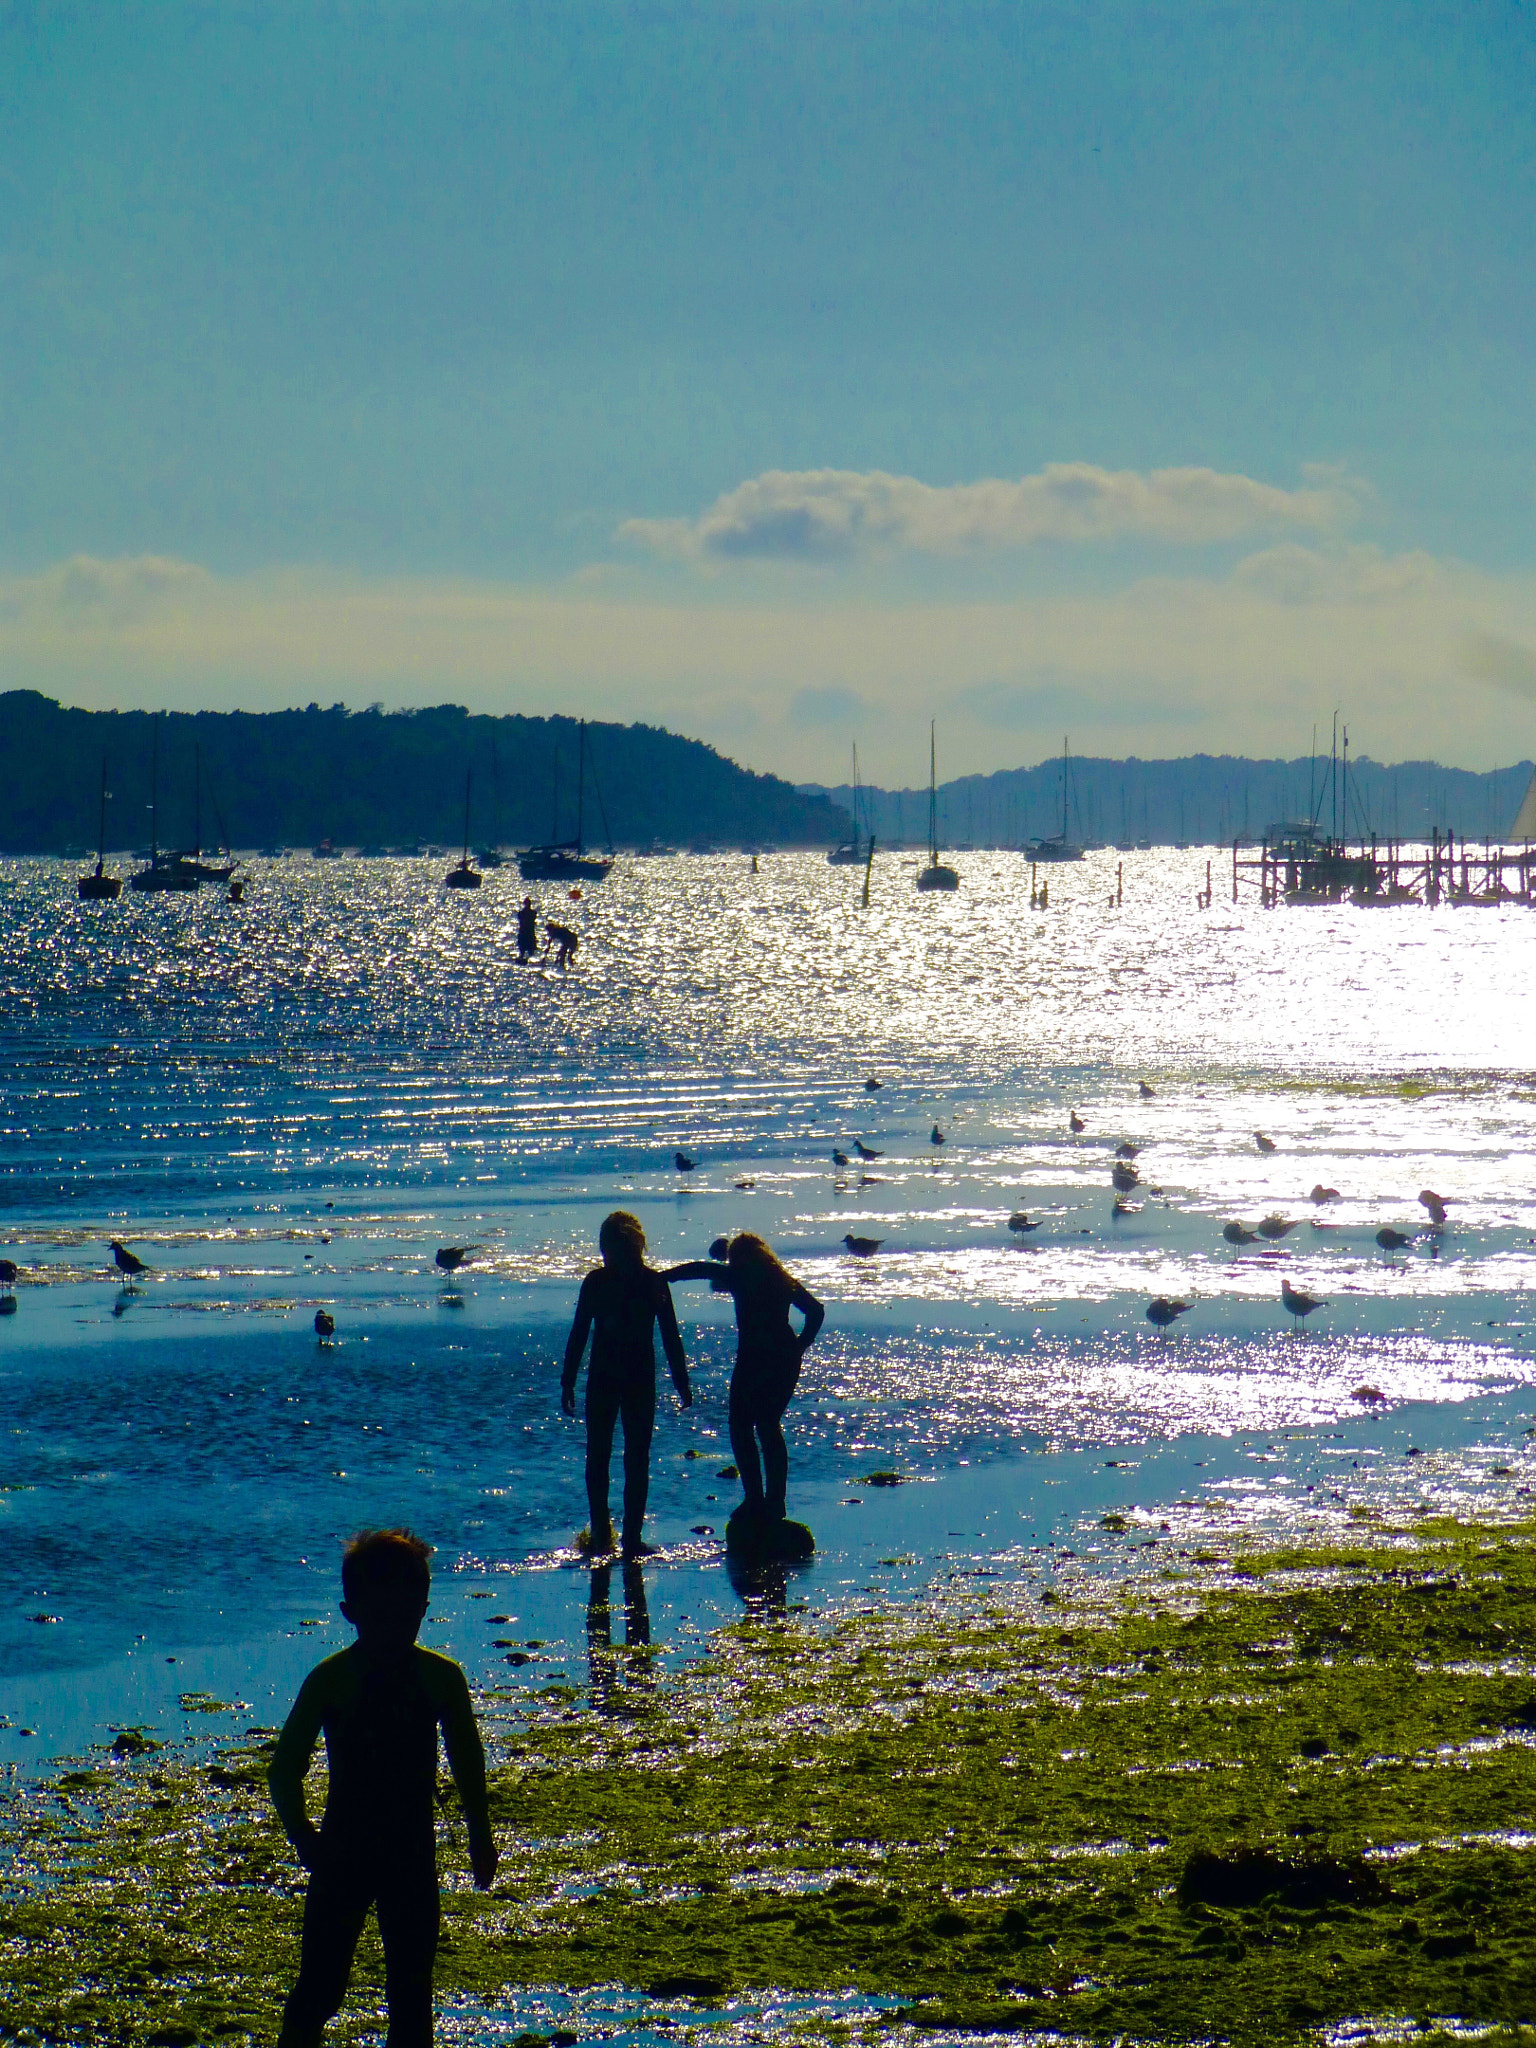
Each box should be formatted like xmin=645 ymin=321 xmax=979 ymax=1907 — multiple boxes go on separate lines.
xmin=278 ymin=1853 xmax=437 ymax=2048
xmin=729 ymin=1372 xmax=794 ymax=1519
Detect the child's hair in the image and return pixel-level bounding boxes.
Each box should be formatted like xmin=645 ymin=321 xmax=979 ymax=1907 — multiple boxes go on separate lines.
xmin=726 ymin=1231 xmax=796 ymax=1300
xmin=599 ymin=1210 xmax=647 ymax=1267
xmin=341 ymin=1528 xmax=432 ymax=1605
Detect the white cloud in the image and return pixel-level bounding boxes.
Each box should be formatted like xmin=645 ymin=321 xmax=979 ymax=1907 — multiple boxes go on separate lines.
xmin=3 ymin=545 xmax=1535 ymax=778
xmin=621 ymin=463 xmax=1361 ymax=563
xmin=1231 ymin=542 xmax=1443 ymax=606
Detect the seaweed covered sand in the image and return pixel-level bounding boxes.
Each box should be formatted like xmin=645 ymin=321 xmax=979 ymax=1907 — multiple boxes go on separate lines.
xmin=5 ymin=1515 xmax=1536 ymax=2046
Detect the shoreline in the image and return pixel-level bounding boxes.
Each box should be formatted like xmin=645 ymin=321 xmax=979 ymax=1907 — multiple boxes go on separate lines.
xmin=6 ymin=1373 xmax=1534 ymax=1774
xmin=7 ymin=1499 xmax=1536 ymax=2045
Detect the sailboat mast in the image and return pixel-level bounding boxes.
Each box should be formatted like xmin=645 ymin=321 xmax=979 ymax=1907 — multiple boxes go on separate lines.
xmin=551 ymin=744 xmax=560 ymax=844
xmin=929 ymin=721 xmax=939 ymax=862
xmin=463 ymin=769 xmax=472 ymax=861
xmin=97 ymin=757 xmax=108 ymax=865
xmin=150 ymin=716 xmax=160 ymax=860
xmin=194 ymin=743 xmax=201 ymax=856
xmin=576 ymin=721 xmax=586 ymax=855
xmin=1331 ymin=712 xmax=1339 ymax=847
xmin=1062 ymin=737 xmax=1069 ymax=843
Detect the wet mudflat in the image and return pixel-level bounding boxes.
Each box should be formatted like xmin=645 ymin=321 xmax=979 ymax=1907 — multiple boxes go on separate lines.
xmin=6 ymin=1510 xmax=1536 ymax=2047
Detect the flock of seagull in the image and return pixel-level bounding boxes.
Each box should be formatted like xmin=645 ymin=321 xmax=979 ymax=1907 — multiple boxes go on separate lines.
xmin=92 ymin=1234 xmax=483 ymax=1346
xmin=673 ymin=1079 xmax=1453 ymax=1342
xmin=1093 ymin=1109 xmax=1451 ymax=1340
xmin=1 ymin=1072 xmax=1452 ymax=1354
xmin=820 ymin=1081 xmax=1448 ymax=1343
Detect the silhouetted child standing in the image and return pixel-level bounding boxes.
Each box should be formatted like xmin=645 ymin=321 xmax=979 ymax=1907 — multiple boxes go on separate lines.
xmin=561 ymin=1210 xmax=692 ymax=1557
xmin=665 ymin=1232 xmax=823 ymax=1525
xmin=268 ymin=1528 xmax=497 ymax=2048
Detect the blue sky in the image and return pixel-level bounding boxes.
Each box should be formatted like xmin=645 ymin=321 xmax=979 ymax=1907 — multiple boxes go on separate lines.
xmin=5 ymin=1 xmax=1535 ymax=778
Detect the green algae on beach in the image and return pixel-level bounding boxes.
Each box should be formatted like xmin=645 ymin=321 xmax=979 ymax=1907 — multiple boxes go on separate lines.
xmin=5 ymin=1520 xmax=1536 ymax=2045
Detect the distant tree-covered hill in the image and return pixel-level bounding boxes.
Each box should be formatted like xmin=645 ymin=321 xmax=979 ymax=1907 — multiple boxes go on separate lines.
xmin=808 ymin=751 xmax=1536 ymax=847
xmin=0 ymin=694 xmax=850 ymax=853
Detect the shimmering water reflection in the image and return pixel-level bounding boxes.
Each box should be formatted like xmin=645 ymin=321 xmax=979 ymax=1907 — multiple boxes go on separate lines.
xmin=1 ymin=850 xmax=1533 ymax=1758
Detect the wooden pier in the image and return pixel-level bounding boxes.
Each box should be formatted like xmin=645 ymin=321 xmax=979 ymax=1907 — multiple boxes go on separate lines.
xmin=1231 ymin=824 xmax=1536 ymax=909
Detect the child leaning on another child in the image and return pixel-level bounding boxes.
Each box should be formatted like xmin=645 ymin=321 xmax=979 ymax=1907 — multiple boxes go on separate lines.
xmin=267 ymin=1527 xmax=497 ymax=2048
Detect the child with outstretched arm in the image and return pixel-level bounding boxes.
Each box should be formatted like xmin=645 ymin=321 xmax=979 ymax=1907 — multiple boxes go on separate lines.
xmin=664 ymin=1231 xmax=822 ymax=1524
xmin=267 ymin=1528 xmax=497 ymax=2048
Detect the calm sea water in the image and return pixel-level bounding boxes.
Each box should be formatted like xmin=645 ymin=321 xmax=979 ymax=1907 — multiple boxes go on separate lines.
xmin=2 ymin=848 xmax=1534 ymax=1764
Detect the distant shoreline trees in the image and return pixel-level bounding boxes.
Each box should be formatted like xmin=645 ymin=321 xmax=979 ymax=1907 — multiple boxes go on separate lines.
xmin=0 ymin=694 xmax=851 ymax=854
xmin=806 ymin=752 xmax=1536 ymax=848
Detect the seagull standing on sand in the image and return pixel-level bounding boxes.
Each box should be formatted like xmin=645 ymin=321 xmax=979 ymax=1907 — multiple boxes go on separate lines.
xmin=1069 ymin=1110 xmax=1086 ymax=1134
xmin=110 ymin=1241 xmax=147 ymax=1285
xmin=833 ymin=1149 xmax=851 ymax=1167
xmin=1281 ymin=1278 xmax=1327 ymax=1329
xmin=1146 ymin=1297 xmax=1191 ymax=1336
xmin=1008 ymin=1212 xmax=1041 ymax=1234
xmin=1115 ymin=1141 xmax=1139 ymax=1160
xmin=930 ymin=1124 xmax=945 ymax=1146
xmin=1419 ymin=1189 xmax=1449 ymax=1227
xmin=674 ymin=1151 xmax=696 ymax=1173
xmin=843 ymin=1234 xmax=883 ymax=1256
xmin=1138 ymin=1081 xmax=1156 ymax=1099
xmin=435 ymin=1246 xmax=480 ymax=1273
xmin=1112 ymin=1161 xmax=1139 ymax=1192
xmin=1309 ymin=1184 xmax=1341 ymax=1204
xmin=314 ymin=1309 xmax=336 ymax=1341
xmin=854 ymin=1140 xmax=882 ymax=1160
xmin=1222 ymin=1221 xmax=1258 ymax=1245
xmin=1376 ymin=1227 xmax=1412 ymax=1252
xmin=1254 ymin=1131 xmax=1277 ymax=1154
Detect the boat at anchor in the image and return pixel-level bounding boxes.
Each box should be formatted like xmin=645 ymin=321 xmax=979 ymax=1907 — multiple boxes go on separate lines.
xmin=518 ymin=720 xmax=615 ymax=882
xmin=915 ymin=723 xmax=959 ymax=891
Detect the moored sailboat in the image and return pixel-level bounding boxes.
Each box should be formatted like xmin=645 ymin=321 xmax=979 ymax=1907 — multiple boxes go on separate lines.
xmin=1025 ymin=737 xmax=1085 ymax=862
xmin=177 ymin=746 xmax=239 ymax=883
xmin=129 ymin=718 xmax=199 ymax=892
xmin=445 ymin=770 xmax=483 ymax=888
xmin=76 ymin=758 xmax=122 ymax=900
xmin=915 ymin=722 xmax=959 ymax=891
xmin=518 ymin=720 xmax=615 ymax=881
xmin=827 ymin=744 xmax=874 ymax=865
